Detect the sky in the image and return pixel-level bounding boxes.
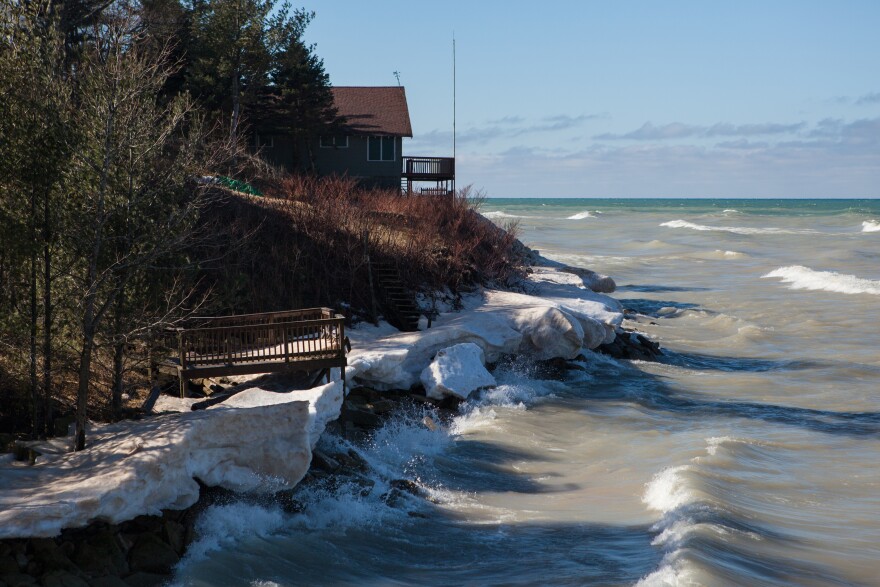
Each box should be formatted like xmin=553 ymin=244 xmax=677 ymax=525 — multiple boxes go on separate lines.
xmin=304 ymin=1 xmax=880 ymax=198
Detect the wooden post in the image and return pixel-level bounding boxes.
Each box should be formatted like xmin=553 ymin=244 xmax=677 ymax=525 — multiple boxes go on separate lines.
xmin=177 ymin=329 xmax=186 ymax=398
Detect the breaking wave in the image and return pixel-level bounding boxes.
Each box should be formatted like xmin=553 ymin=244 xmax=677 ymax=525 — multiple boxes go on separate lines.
xmin=762 ymin=265 xmax=880 ymax=295
xmin=660 ymin=219 xmax=811 ymax=235
xmin=566 ymin=211 xmax=595 ymax=220
xmin=635 ymin=436 xmax=839 ymax=587
xmin=862 ymin=220 xmax=880 ymax=233
xmin=483 ymin=211 xmax=535 ymax=220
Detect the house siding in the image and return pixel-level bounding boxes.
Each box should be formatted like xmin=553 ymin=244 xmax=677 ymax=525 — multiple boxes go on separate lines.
xmin=314 ymin=136 xmax=402 ymax=189
xmin=255 ymin=135 xmax=403 ymax=190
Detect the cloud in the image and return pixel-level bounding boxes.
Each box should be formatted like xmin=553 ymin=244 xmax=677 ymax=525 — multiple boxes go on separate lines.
xmin=856 ymin=92 xmax=880 ymax=105
xmin=457 ymin=117 xmax=880 ymax=198
xmin=594 ymin=120 xmax=805 ymax=141
xmin=409 ymin=112 xmax=606 ymax=151
xmin=594 ymin=122 xmax=700 ymax=140
xmin=715 ymin=139 xmax=770 ymax=150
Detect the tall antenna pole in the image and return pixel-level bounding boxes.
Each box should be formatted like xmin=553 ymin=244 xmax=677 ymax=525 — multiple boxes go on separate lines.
xmin=453 ymin=33 xmax=456 ymax=161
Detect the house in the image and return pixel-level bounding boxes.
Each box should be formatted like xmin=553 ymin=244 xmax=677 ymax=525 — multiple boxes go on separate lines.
xmin=255 ymin=86 xmax=454 ymax=194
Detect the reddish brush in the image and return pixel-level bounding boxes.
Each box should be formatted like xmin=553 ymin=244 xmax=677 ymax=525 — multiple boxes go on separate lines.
xmin=194 ymin=175 xmax=525 ymax=316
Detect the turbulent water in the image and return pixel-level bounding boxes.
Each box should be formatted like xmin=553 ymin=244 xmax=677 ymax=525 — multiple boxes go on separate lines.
xmin=173 ymin=198 xmax=880 ymax=587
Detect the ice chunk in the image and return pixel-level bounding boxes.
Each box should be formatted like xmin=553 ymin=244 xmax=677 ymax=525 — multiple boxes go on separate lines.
xmin=420 ymin=343 xmax=497 ymax=400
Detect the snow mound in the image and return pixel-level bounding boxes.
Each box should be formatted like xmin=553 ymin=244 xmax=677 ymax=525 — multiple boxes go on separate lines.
xmin=0 ymin=382 xmax=344 ymax=539
xmin=420 ymin=343 xmax=497 ymax=400
xmin=347 ymin=265 xmax=623 ymax=391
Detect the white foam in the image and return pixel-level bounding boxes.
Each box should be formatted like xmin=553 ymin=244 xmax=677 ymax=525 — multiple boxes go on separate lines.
xmin=566 ymin=211 xmax=594 ymax=220
xmin=643 ymin=466 xmax=697 ymax=513
xmin=862 ymin=220 xmax=880 ymax=233
xmin=762 ymin=265 xmax=880 ymax=295
xmin=660 ymin=219 xmax=810 ymax=235
xmin=483 ymin=211 xmax=533 ymax=219
xmin=636 ymin=559 xmax=696 ymax=587
xmin=181 ymin=503 xmax=285 ymax=566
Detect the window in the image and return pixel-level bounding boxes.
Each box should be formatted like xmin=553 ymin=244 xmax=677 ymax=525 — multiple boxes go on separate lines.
xmin=319 ymin=135 xmax=348 ymax=148
xmin=368 ymin=136 xmax=395 ymax=161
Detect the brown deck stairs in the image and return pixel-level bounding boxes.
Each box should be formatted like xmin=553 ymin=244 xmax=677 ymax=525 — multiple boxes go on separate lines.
xmin=373 ymin=261 xmax=421 ymax=332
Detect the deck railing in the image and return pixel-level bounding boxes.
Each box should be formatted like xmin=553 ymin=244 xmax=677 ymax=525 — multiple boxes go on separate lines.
xmin=162 ymin=308 xmax=345 ymax=370
xmin=402 ymin=156 xmax=455 ymax=180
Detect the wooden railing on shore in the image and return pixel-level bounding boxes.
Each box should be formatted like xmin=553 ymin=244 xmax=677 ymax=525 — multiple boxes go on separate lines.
xmin=158 ymin=308 xmax=348 ymax=396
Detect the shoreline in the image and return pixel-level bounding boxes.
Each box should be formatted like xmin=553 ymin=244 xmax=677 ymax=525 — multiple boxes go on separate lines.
xmin=0 ymin=243 xmax=662 ymax=586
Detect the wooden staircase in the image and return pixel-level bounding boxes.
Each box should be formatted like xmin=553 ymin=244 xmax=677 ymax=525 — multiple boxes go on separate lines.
xmin=373 ymin=261 xmax=421 ymax=332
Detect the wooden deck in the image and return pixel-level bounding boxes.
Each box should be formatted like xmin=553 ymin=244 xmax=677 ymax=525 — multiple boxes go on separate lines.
xmin=158 ymin=308 xmax=348 ymax=397
xmin=401 ymin=156 xmax=455 ymax=196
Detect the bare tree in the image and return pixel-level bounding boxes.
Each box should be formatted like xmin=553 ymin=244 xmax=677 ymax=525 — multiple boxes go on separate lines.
xmin=66 ymin=5 xmax=214 ymax=449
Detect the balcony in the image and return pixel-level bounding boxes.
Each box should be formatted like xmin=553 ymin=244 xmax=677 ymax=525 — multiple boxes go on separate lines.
xmin=401 ymin=156 xmax=455 ymax=195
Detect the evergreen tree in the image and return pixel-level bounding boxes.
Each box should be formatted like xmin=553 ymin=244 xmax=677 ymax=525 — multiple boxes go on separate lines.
xmin=183 ymin=0 xmax=336 ymax=162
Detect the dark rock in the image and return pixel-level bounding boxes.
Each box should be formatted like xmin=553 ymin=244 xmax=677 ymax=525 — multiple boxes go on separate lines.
xmin=88 ymin=576 xmax=129 ymax=587
xmin=122 ymin=572 xmax=169 ymax=587
xmin=347 ymin=387 xmax=380 ymax=402
xmin=349 ymin=475 xmax=375 ymax=497
xmin=30 ymin=539 xmax=76 ymax=574
xmin=127 ymin=535 xmax=178 ymax=575
xmin=310 ymin=450 xmax=340 ymax=472
xmin=334 ymin=450 xmax=369 ymax=474
xmin=407 ymin=511 xmax=429 ymax=519
xmin=72 ymin=540 xmax=119 ymax=576
xmin=380 ymin=489 xmax=403 ymax=508
xmin=39 ymin=570 xmax=89 ymax=587
xmin=406 ymin=394 xmax=436 ymax=405
xmin=160 ymin=522 xmax=185 ymax=557
xmin=0 ymin=555 xmax=19 ymax=575
xmin=364 ymin=399 xmax=396 ymax=415
xmin=344 ymin=408 xmax=381 ymax=429
xmin=273 ymin=490 xmax=305 ymax=514
xmin=389 ymin=479 xmax=423 ymax=497
xmin=122 ymin=517 xmax=160 ymax=536
xmin=597 ymin=330 xmax=662 ymax=362
xmin=0 ymin=573 xmax=35 ymax=587
xmin=24 ymin=560 xmax=40 ymax=577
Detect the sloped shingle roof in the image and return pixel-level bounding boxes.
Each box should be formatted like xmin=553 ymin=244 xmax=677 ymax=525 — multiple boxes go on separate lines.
xmin=332 ymin=86 xmax=413 ymax=137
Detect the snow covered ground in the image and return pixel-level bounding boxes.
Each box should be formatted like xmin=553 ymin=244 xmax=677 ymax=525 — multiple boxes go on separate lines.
xmin=346 ymin=265 xmax=622 ymax=393
xmin=0 ymin=262 xmax=621 ymax=539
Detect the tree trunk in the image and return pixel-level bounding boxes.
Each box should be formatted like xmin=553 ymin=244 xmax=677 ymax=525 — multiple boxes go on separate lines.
xmin=111 ymin=340 xmax=124 ymax=420
xmin=74 ymin=330 xmax=93 ymax=451
xmin=230 ymin=56 xmax=241 ymax=147
xmin=111 ymin=296 xmax=126 ymax=421
xmin=42 ymin=191 xmax=52 ymax=437
xmin=29 ymin=189 xmax=40 ymax=439
xmin=75 ymin=93 xmax=115 ymax=451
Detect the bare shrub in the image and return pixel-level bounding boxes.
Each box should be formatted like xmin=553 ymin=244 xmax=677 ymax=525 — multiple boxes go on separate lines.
xmin=193 ymin=175 xmax=526 ymax=317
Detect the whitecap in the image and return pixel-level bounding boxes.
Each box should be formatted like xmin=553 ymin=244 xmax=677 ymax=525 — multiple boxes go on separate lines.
xmin=643 ymin=465 xmax=697 ymax=513
xmin=179 ymin=503 xmax=286 ymax=566
xmin=483 ymin=211 xmax=535 ymax=220
xmin=862 ymin=220 xmax=880 ymax=233
xmin=660 ymin=219 xmax=811 ymax=235
xmin=566 ymin=211 xmax=594 ymax=220
xmin=762 ymin=265 xmax=880 ymax=295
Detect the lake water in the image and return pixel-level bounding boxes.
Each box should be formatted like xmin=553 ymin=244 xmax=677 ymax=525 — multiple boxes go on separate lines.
xmin=173 ymin=198 xmax=880 ymax=586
